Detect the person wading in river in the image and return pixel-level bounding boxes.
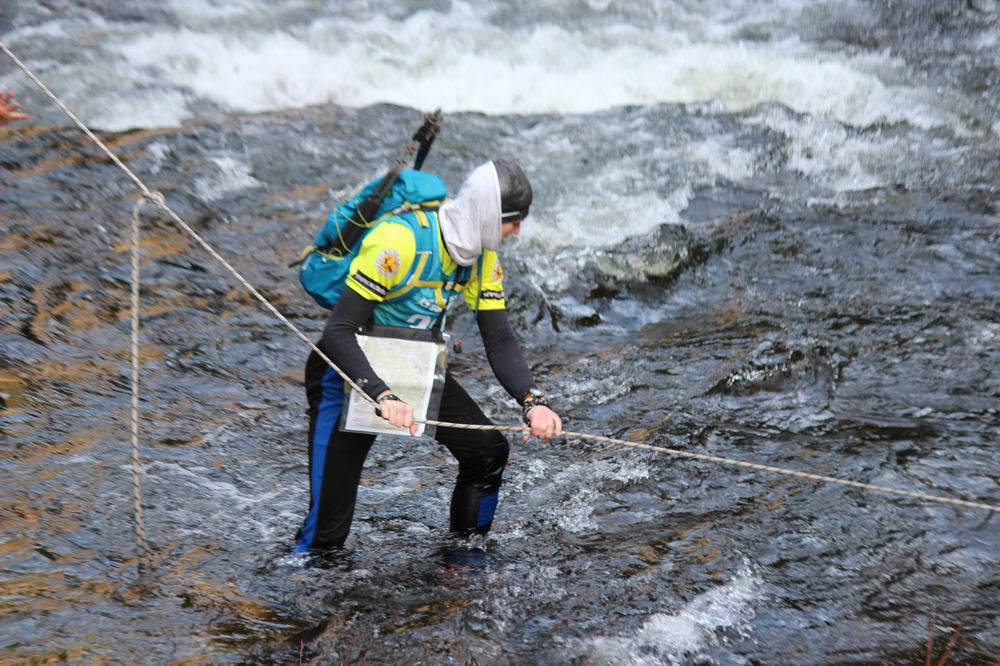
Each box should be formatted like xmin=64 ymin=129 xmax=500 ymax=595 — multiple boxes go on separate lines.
xmin=295 ymin=160 xmax=562 ymax=553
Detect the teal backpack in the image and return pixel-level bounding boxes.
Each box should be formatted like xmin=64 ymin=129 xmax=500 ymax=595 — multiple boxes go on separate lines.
xmin=297 ymin=168 xmax=447 ymax=309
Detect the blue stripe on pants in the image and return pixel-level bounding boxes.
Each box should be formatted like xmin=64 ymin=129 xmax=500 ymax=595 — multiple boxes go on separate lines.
xmin=476 ymin=490 xmax=499 ymax=528
xmin=294 ymin=368 xmax=344 ymax=553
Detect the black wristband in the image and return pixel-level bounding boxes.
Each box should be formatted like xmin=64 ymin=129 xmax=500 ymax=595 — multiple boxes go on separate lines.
xmin=375 ymin=393 xmax=401 ymax=416
xmin=521 ymin=399 xmax=548 ymax=426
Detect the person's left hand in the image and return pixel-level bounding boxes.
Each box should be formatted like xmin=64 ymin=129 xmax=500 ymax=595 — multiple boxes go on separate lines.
xmin=0 ymin=91 xmax=29 ymax=125
xmin=523 ymin=404 xmax=562 ymax=441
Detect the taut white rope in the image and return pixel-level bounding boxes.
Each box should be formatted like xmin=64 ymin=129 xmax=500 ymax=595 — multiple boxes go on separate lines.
xmin=129 ymin=199 xmax=151 ymax=568
xmin=4 ymin=42 xmax=997 ymax=518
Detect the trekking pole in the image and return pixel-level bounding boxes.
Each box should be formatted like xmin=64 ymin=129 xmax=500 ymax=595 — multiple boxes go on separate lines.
xmin=288 ymin=109 xmax=444 ymax=266
xmin=329 ymin=109 xmax=443 ymax=256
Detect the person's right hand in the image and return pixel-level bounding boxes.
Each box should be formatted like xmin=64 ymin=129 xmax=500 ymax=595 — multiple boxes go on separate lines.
xmin=376 ymin=391 xmax=417 ymax=436
xmin=524 ymin=404 xmax=563 ymax=441
xmin=0 ymin=92 xmax=29 ymax=125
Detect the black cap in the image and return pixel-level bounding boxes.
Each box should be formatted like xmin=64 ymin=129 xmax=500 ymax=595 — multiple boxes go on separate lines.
xmin=494 ymin=159 xmax=532 ymax=221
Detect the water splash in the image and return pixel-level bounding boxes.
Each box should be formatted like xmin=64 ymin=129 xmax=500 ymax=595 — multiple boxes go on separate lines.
xmin=584 ymin=565 xmax=762 ymax=664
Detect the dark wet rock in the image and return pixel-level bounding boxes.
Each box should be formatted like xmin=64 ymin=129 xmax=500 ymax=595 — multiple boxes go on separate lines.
xmin=705 ymin=337 xmax=848 ymax=397
xmin=588 ymin=223 xmax=709 ymax=286
xmin=499 ymin=222 xmax=723 ymax=335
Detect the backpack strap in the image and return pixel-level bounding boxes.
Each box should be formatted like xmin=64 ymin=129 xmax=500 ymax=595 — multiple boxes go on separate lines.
xmin=378 ymin=207 xmax=440 ymax=299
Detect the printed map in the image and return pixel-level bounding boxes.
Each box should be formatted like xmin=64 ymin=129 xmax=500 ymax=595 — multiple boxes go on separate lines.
xmin=342 ymin=334 xmax=442 ymax=437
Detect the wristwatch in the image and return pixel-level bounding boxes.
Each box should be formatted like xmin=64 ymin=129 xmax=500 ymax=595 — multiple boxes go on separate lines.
xmin=520 ymin=388 xmax=548 ymax=425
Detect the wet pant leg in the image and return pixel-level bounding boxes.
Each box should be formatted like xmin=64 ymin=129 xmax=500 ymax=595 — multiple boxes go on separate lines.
xmin=295 ymin=351 xmax=375 ymax=552
xmin=435 ymin=372 xmax=510 ymax=536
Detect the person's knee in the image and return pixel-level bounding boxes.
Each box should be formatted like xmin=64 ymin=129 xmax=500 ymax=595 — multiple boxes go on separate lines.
xmin=475 ymin=433 xmax=509 ymax=491
xmin=453 ymin=431 xmax=508 ymax=482
xmin=483 ymin=431 xmax=509 ymax=475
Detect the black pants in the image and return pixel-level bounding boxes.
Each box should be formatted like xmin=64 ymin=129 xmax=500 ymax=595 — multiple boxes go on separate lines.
xmin=295 ymin=350 xmax=510 ymax=552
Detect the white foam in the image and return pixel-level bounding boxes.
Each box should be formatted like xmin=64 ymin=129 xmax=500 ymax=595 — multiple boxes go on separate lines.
xmin=118 ymin=28 xmax=343 ymax=114
xmin=89 ymin=89 xmax=192 ymax=132
xmin=523 ymin=183 xmax=690 ymax=250
xmin=505 ymin=458 xmax=550 ymax=494
xmin=143 ymin=458 xmax=296 ymax=541
xmin=665 ymin=39 xmax=957 ymax=130
xmin=102 ymin=7 xmax=967 ymax=133
xmin=747 ymin=106 xmax=918 ymax=192
xmin=586 ymin=566 xmax=761 ymax=664
xmin=4 ymin=0 xmax=977 ymax=144
xmin=146 ymin=460 xmax=262 ymax=505
xmin=555 ymin=486 xmax=601 ymax=533
xmin=146 ymin=141 xmax=172 ymax=174
xmin=194 ymin=155 xmax=261 ymax=201
xmin=687 ymin=138 xmax=758 ymax=183
xmin=973 ymin=22 xmax=999 ymax=49
xmin=542 ymin=458 xmax=652 ymax=533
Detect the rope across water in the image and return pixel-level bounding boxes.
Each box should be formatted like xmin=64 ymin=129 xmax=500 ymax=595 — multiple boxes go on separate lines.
xmin=129 ymin=199 xmax=152 ymax=568
xmin=4 ymin=42 xmax=997 ymax=531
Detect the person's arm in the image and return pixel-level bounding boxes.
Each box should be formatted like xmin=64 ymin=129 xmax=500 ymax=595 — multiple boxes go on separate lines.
xmin=467 ymin=251 xmax=533 ymax=399
xmin=476 ymin=309 xmax=562 ymax=440
xmin=0 ymin=92 xmax=29 ymax=125
xmin=318 ymin=287 xmax=388 ymax=401
xmin=476 ymin=309 xmax=534 ymax=401
xmin=465 ymin=250 xmax=562 ymax=439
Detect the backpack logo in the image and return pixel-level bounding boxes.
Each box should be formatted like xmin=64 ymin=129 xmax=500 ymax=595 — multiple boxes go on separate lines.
xmin=377 ymin=249 xmax=401 ymax=278
xmin=492 ymin=262 xmax=503 ymax=282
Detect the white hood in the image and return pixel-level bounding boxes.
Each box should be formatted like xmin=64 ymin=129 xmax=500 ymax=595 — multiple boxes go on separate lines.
xmin=438 ymin=161 xmax=501 ymax=267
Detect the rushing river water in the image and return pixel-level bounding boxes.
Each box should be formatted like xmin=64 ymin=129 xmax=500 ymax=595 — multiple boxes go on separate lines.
xmin=1 ymin=1 xmax=999 ymax=663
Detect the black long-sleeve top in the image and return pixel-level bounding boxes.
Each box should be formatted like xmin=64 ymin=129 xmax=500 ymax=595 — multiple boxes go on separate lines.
xmin=319 ymin=287 xmax=535 ymax=404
